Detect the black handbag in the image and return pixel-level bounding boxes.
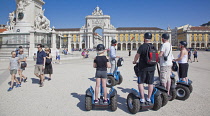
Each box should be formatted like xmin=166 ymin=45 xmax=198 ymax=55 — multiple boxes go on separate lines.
xmin=46 ymin=58 xmax=52 ymax=65
xmin=172 ymin=61 xmax=178 ymax=71
xmin=164 ymin=45 xmax=171 ymax=61
xmin=21 ymin=62 xmax=27 ymax=68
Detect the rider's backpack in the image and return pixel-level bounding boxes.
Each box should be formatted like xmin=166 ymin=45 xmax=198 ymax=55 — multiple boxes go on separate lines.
xmin=146 ymin=44 xmax=159 ymax=65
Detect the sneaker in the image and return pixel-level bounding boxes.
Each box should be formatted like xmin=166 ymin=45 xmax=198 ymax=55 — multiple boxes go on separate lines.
xmin=39 ymin=82 xmax=44 ymax=87
xmin=94 ymin=100 xmax=99 ymax=104
xmin=146 ymin=99 xmax=152 ymax=105
xmin=7 ymin=87 xmax=13 ymax=91
xmin=16 ymin=84 xmax=21 ymax=88
xmin=103 ymin=99 xmax=108 ymax=104
xmin=48 ymin=78 xmax=51 ymax=81
xmin=24 ymin=77 xmax=27 ymax=82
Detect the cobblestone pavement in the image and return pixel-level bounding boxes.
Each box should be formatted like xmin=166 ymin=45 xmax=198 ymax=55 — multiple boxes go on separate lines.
xmin=0 ymin=51 xmax=210 ymax=116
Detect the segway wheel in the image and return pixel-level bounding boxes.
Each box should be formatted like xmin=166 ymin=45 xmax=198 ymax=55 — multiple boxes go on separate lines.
xmin=152 ymin=94 xmax=162 ymax=111
xmin=127 ymin=93 xmax=140 ymax=114
xmin=110 ymin=95 xmax=117 ymax=111
xmin=106 ymin=76 xmax=116 ymax=87
xmin=161 ymin=92 xmax=168 ymax=107
xmin=117 ymin=74 xmax=123 ymax=85
xmin=189 ymin=84 xmax=193 ymax=93
xmin=169 ymin=89 xmax=176 ymax=101
xmin=85 ymin=95 xmax=92 ymax=111
xmin=176 ymin=84 xmax=190 ymax=100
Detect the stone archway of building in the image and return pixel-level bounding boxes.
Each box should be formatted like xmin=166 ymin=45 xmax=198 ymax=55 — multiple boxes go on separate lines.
xmin=82 ymin=43 xmax=85 ymax=49
xmin=93 ymin=26 xmax=103 ymax=48
xmin=133 ymin=43 xmax=136 ymax=50
xmin=71 ymin=44 xmax=74 ymax=49
xmin=76 ymin=44 xmax=79 ymax=49
xmin=117 ymin=43 xmax=121 ymax=50
xmin=137 ymin=43 xmax=141 ymax=49
xmin=158 ymin=43 xmax=162 ymax=50
xmin=196 ymin=43 xmax=200 ymax=48
xmin=191 ymin=43 xmax=195 ymax=48
xmin=208 ymin=43 xmax=210 ymax=48
xmin=201 ymin=43 xmax=205 ymax=48
xmin=127 ymin=43 xmax=131 ymax=50
xmin=122 ymin=43 xmax=126 ymax=50
xmin=153 ymin=43 xmax=157 ymax=49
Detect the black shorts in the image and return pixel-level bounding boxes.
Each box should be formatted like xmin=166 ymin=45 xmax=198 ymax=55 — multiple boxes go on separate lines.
xmin=178 ymin=63 xmax=189 ymax=78
xmin=95 ymin=71 xmax=107 ymax=78
xmin=137 ymin=71 xmax=155 ymax=84
xmin=194 ymin=55 xmax=197 ymax=58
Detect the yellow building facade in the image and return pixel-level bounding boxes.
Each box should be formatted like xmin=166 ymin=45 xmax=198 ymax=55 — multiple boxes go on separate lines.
xmin=177 ymin=26 xmax=210 ymax=48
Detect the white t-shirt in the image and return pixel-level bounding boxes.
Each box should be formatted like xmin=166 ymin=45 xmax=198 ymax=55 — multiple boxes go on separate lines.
xmin=160 ymin=42 xmax=174 ymax=66
xmin=56 ymin=49 xmax=60 ymax=56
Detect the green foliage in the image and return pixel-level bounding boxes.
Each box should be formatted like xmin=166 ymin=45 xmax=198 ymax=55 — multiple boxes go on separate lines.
xmin=201 ymin=21 xmax=210 ymax=26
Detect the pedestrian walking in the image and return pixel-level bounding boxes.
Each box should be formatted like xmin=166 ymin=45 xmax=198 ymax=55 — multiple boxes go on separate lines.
xmin=193 ymin=49 xmax=198 ymax=62
xmin=128 ymin=50 xmax=131 ymax=56
xmin=8 ymin=51 xmax=21 ymax=91
xmin=44 ymin=48 xmax=53 ymax=81
xmin=56 ymin=48 xmax=61 ymax=64
xmin=17 ymin=48 xmax=27 ymax=83
xmin=187 ymin=49 xmax=192 ymax=63
xmin=34 ymin=44 xmax=46 ymax=87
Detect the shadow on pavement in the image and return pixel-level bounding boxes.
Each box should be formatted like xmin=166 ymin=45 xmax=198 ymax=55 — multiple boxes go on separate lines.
xmin=71 ymin=92 xmax=86 ymax=111
xmin=31 ymin=77 xmax=40 ymax=84
xmin=117 ymin=87 xmax=131 ymax=93
xmin=117 ymin=94 xmax=130 ymax=114
xmin=88 ymin=77 xmax=96 ymax=82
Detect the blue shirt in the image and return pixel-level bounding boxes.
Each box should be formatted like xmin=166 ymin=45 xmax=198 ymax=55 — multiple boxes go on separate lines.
xmin=36 ymin=50 xmax=46 ymax=64
xmin=109 ymin=46 xmax=116 ymax=59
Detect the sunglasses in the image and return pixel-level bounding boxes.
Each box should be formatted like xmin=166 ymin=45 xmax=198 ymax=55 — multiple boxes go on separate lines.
xmin=19 ymin=51 xmax=23 ymax=52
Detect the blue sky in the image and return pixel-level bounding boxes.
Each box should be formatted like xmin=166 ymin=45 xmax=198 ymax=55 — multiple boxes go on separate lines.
xmin=0 ymin=0 xmax=210 ymax=30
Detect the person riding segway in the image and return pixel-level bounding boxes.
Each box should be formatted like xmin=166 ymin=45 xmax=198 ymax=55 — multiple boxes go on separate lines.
xmin=85 ymin=44 xmax=117 ymax=111
xmin=174 ymin=41 xmax=193 ymax=100
xmin=127 ymin=32 xmax=162 ymax=114
xmin=106 ymin=39 xmax=123 ymax=87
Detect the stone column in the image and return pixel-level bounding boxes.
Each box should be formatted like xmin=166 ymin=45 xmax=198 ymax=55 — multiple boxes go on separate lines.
xmin=131 ymin=43 xmax=133 ymax=50
xmin=68 ymin=34 xmax=72 ymax=54
xmin=105 ymin=36 xmax=109 ymax=49
xmin=29 ymin=31 xmax=35 ymax=57
xmin=79 ymin=35 xmax=82 ymax=49
xmin=51 ymin=32 xmax=57 ymax=57
xmin=59 ymin=36 xmax=62 ymax=49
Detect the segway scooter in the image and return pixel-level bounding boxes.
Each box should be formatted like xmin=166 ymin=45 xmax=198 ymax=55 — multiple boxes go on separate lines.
xmin=85 ymin=82 xmax=117 ymax=111
xmin=172 ymin=61 xmax=193 ymax=100
xmin=106 ymin=57 xmax=123 ymax=87
xmin=155 ymin=63 xmax=169 ymax=107
xmin=126 ymin=63 xmax=163 ymax=114
xmin=127 ymin=88 xmax=162 ymax=114
xmin=176 ymin=78 xmax=193 ymax=100
xmin=169 ymin=72 xmax=177 ymax=101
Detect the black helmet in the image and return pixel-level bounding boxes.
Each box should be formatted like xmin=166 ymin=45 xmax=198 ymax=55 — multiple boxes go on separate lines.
xmin=179 ymin=41 xmax=187 ymax=47
xmin=144 ymin=32 xmax=152 ymax=39
xmin=111 ymin=39 xmax=117 ymax=44
xmin=162 ymin=33 xmax=169 ymax=40
xmin=96 ymin=44 xmax=105 ymax=51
